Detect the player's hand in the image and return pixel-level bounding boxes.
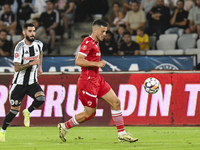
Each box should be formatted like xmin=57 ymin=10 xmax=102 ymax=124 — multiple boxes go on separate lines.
xmin=37 ymin=66 xmax=43 ymax=76
xmin=97 ymin=60 xmax=106 ymax=68
xmin=29 ymin=59 xmax=40 ymax=66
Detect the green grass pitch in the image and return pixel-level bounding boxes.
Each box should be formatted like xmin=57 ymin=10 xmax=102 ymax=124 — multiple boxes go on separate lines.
xmin=0 ymin=126 xmax=200 ymax=150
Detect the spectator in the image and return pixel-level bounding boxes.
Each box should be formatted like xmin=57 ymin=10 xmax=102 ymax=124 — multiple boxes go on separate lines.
xmin=145 ymin=0 xmax=170 ymax=39
xmin=74 ymin=34 xmax=88 ymax=55
xmin=123 ymin=0 xmax=142 ymax=12
xmin=184 ymin=0 xmax=195 ymax=12
xmin=125 ymin=0 xmax=146 ymax=35
xmin=40 ymin=0 xmax=61 ymax=54
xmin=12 ymin=0 xmax=35 ymax=22
xmin=109 ymin=2 xmax=121 ymax=26
xmin=111 ymin=10 xmax=125 ymax=32
xmin=0 ymin=3 xmax=17 ymax=36
xmin=120 ymin=31 xmax=140 ymax=55
xmin=0 ymin=29 xmax=13 ymax=56
xmin=55 ymin=0 xmax=75 ymax=39
xmin=75 ymin=0 xmax=109 ymax=22
xmin=185 ymin=0 xmax=200 ymax=35
xmin=136 ymin=27 xmax=149 ymax=51
xmin=165 ymin=0 xmax=188 ymax=36
xmin=32 ymin=18 xmax=48 ymax=53
xmin=115 ymin=24 xmax=126 ymax=50
xmin=140 ymin=0 xmax=156 ymax=14
xmin=99 ymin=30 xmax=118 ymax=56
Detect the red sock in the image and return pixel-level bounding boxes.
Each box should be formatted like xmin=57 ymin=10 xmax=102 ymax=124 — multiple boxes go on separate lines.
xmin=111 ymin=110 xmax=125 ymax=133
xmin=64 ymin=116 xmax=79 ymax=129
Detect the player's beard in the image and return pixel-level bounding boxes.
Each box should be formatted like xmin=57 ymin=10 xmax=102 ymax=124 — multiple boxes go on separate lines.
xmin=26 ymin=35 xmax=35 ymax=42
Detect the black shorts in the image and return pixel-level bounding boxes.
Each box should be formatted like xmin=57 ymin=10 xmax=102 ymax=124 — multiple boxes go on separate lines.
xmin=9 ymin=82 xmax=44 ymax=107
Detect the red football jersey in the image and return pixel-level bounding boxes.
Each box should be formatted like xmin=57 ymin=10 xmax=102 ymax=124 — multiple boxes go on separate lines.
xmin=78 ymin=36 xmax=101 ymax=80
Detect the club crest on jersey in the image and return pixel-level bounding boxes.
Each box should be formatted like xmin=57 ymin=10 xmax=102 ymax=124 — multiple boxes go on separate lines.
xmin=87 ymin=101 xmax=92 ymax=106
xmin=15 ymin=53 xmax=19 ymax=58
xmin=82 ymin=45 xmax=87 ymax=50
xmin=23 ymin=55 xmax=39 ymax=60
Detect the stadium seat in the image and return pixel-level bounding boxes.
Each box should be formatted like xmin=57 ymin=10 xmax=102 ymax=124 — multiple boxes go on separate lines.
xmin=159 ymin=34 xmax=178 ymax=41
xmin=185 ymin=48 xmax=200 ymax=64
xmin=180 ymin=33 xmax=198 ymax=39
xmin=146 ymin=50 xmax=164 ymax=55
xmin=177 ymin=37 xmax=196 ymax=51
xmin=131 ymin=36 xmax=136 ymax=41
xmin=139 ymin=50 xmax=146 ymax=55
xmin=197 ymin=39 xmax=200 ymax=48
xmin=149 ymin=35 xmax=156 ymax=50
xmin=156 ymin=39 xmax=176 ymax=51
xmin=164 ymin=49 xmax=184 ymax=55
xmin=12 ymin=35 xmax=22 ymax=45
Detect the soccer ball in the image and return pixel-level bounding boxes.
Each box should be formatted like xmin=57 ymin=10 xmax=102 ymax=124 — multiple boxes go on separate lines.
xmin=143 ymin=77 xmax=160 ymax=94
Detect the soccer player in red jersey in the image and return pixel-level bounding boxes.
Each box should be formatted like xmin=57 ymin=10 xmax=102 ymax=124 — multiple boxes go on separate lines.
xmin=58 ymin=19 xmax=138 ymax=143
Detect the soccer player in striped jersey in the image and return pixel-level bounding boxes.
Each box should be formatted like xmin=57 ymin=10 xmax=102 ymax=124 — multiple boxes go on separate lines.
xmin=58 ymin=19 xmax=138 ymax=143
xmin=0 ymin=23 xmax=45 ymax=142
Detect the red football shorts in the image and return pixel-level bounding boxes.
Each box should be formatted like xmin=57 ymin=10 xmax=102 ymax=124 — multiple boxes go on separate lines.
xmin=77 ymin=75 xmax=111 ymax=108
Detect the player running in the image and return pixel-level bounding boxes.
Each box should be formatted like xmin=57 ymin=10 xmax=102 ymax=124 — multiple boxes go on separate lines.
xmin=58 ymin=19 xmax=138 ymax=143
xmin=0 ymin=23 xmax=45 ymax=142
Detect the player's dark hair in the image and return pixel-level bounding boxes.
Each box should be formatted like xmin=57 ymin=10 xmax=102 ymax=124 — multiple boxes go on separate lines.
xmin=124 ymin=31 xmax=131 ymax=36
xmin=137 ymin=27 xmax=145 ymax=32
xmin=92 ymin=19 xmax=108 ymax=27
xmin=0 ymin=29 xmax=8 ymax=34
xmin=112 ymin=2 xmax=121 ymax=7
xmin=23 ymin=23 xmax=35 ymax=30
xmin=119 ymin=24 xmax=126 ymax=30
xmin=131 ymin=0 xmax=139 ymax=5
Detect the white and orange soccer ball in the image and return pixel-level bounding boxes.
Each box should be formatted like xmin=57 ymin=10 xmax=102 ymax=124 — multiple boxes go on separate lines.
xmin=143 ymin=77 xmax=160 ymax=94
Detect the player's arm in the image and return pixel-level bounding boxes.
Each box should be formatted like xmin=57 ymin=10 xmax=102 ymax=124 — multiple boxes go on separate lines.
xmin=75 ymin=53 xmax=106 ymax=68
xmin=37 ymin=50 xmax=43 ymax=76
xmin=14 ymin=59 xmax=40 ymax=72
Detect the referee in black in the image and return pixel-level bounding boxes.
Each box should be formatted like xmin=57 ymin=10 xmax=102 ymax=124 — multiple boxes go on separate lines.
xmin=0 ymin=23 xmax=45 ymax=142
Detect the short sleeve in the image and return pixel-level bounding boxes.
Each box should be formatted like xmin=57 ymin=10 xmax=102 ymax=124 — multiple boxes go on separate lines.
xmin=188 ymin=8 xmax=194 ymax=20
xmin=13 ymin=43 xmax=23 ymax=63
xmin=144 ymin=34 xmax=149 ymax=43
xmin=79 ymin=40 xmax=92 ymax=56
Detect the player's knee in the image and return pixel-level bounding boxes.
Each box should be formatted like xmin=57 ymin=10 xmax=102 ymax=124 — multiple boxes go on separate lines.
xmin=35 ymin=95 xmax=45 ymax=102
xmin=85 ymin=112 xmax=96 ymax=121
xmin=113 ymin=98 xmax=121 ymax=110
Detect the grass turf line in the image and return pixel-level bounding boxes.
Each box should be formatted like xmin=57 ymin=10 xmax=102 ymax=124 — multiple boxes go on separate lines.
xmin=0 ymin=126 xmax=200 ymax=150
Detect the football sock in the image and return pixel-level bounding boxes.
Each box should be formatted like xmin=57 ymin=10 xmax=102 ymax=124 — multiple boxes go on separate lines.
xmin=28 ymin=96 xmax=45 ymax=113
xmin=64 ymin=116 xmax=79 ymax=130
xmin=2 ymin=109 xmax=19 ymax=130
xmin=111 ymin=110 xmax=126 ymax=134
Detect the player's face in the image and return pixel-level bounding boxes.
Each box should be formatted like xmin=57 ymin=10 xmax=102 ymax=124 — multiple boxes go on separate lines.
xmin=95 ymin=26 xmax=107 ymax=42
xmin=24 ymin=26 xmax=35 ymax=43
xmin=46 ymin=2 xmax=54 ymax=10
xmin=123 ymin=34 xmax=131 ymax=43
xmin=4 ymin=4 xmax=11 ymax=14
xmin=156 ymin=0 xmax=164 ymax=7
xmin=0 ymin=31 xmax=7 ymax=42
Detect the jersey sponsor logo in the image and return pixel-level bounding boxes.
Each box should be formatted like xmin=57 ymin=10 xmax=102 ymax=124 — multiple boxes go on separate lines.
xmin=23 ymin=55 xmax=39 ymax=61
xmin=96 ymin=53 xmax=101 ymax=56
xmin=15 ymin=53 xmax=19 ymax=58
xmin=82 ymin=45 xmax=87 ymax=50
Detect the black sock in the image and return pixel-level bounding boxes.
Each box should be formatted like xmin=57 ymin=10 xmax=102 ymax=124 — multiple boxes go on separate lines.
xmin=28 ymin=100 xmax=44 ymax=113
xmin=2 ymin=109 xmax=19 ymax=130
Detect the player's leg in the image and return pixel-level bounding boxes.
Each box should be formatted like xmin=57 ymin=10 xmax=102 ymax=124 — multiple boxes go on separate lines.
xmin=58 ymin=79 xmax=98 ymax=142
xmin=98 ymin=76 xmax=138 ymax=143
xmin=0 ymin=84 xmax=24 ymax=142
xmin=58 ymin=106 xmax=96 ymax=142
xmin=23 ymin=83 xmax=45 ymax=127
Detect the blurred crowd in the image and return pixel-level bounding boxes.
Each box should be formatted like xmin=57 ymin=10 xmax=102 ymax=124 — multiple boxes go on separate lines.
xmin=0 ymin=0 xmax=199 ymax=57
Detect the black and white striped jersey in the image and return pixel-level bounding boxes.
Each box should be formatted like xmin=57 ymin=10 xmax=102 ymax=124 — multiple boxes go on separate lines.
xmin=12 ymin=39 xmax=43 ymax=85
